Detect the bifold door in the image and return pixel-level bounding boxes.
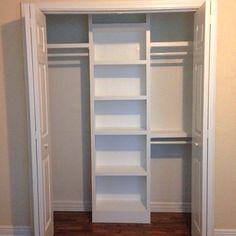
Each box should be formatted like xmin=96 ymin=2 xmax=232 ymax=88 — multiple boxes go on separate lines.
xmin=23 ymin=4 xmax=54 ymax=236
xmin=192 ymin=1 xmax=210 ymax=236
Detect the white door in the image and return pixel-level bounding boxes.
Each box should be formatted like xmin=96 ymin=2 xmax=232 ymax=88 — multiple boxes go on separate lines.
xmin=24 ymin=5 xmax=54 ymax=236
xmin=192 ymin=2 xmax=210 ymax=236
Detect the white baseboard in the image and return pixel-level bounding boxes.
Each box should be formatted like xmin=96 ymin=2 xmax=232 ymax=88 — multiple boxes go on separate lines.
xmin=0 ymin=226 xmax=31 ymax=236
xmin=53 ymin=200 xmax=191 ymax=213
xmin=215 ymin=229 xmax=236 ymax=236
xmin=53 ymin=200 xmax=91 ymax=211
xmin=151 ymin=202 xmax=191 ymax=213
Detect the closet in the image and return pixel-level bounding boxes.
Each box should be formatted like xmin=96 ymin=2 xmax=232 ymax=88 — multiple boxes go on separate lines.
xmin=23 ymin=1 xmax=215 ymax=235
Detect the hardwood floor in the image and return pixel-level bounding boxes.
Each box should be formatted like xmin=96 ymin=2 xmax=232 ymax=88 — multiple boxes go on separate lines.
xmin=54 ymin=212 xmax=191 ymax=236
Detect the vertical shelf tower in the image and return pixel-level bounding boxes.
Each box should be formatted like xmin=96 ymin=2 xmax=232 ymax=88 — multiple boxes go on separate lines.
xmin=89 ymin=14 xmax=150 ymax=223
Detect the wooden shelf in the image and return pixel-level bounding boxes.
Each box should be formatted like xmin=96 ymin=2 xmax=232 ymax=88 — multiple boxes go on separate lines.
xmin=96 ymin=199 xmax=146 ymax=212
xmin=94 ymin=96 xmax=147 ymax=101
xmin=96 ymin=166 xmax=147 ymax=176
xmin=95 ymin=128 xmax=147 ymax=135
xmin=151 ymin=130 xmax=191 ymax=138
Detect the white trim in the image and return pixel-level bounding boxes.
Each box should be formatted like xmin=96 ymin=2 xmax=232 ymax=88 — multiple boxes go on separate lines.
xmin=151 ymin=202 xmax=191 ymax=213
xmin=207 ymin=0 xmax=217 ymax=235
xmin=36 ymin=1 xmax=203 ymax=14
xmin=53 ymin=201 xmax=91 ymax=212
xmin=215 ymin=229 xmax=236 ymax=236
xmin=0 ymin=226 xmax=31 ymax=236
xmin=53 ymin=201 xmax=191 ymax=213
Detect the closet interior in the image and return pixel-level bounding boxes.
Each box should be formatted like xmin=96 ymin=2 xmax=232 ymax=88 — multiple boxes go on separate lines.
xmin=46 ymin=12 xmax=194 ymax=223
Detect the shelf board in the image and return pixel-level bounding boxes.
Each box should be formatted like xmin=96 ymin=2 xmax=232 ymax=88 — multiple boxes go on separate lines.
xmin=95 ymin=128 xmax=147 ymax=135
xmin=47 ymin=43 xmax=89 ymax=49
xmin=94 ymin=96 xmax=147 ymax=101
xmin=96 ymin=199 xmax=146 ymax=212
xmin=151 ymin=130 xmax=191 ymax=138
xmin=96 ymin=166 xmax=147 ymax=176
xmin=94 ymin=60 xmax=147 ymax=65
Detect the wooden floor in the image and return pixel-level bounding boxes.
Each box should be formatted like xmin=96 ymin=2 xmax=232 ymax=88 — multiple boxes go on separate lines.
xmin=54 ymin=212 xmax=191 ymax=236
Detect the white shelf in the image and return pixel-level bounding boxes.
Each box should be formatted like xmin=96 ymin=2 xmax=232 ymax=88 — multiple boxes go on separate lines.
xmin=47 ymin=43 xmax=89 ymax=49
xmin=96 ymin=166 xmax=147 ymax=176
xmin=95 ymin=128 xmax=147 ymax=135
xmin=150 ymin=41 xmax=193 ymax=48
xmin=94 ymin=96 xmax=147 ymax=101
xmin=96 ymin=199 xmax=146 ymax=212
xmin=151 ymin=130 xmax=191 ymax=138
xmin=94 ymin=60 xmax=147 ymax=65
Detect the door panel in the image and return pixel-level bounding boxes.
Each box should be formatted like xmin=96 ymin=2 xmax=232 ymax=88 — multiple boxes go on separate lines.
xmin=32 ymin=6 xmax=54 ymax=236
xmin=192 ymin=2 xmax=209 ymax=236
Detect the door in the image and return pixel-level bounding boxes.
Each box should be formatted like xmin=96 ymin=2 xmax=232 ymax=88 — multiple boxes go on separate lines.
xmin=192 ymin=2 xmax=211 ymax=236
xmin=23 ymin=4 xmax=54 ymax=236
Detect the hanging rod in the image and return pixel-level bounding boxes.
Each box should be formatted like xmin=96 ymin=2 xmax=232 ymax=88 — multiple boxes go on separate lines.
xmin=47 ymin=43 xmax=89 ymax=49
xmin=48 ymin=53 xmax=89 ymax=57
xmin=151 ymin=141 xmax=192 ymax=145
xmin=151 ymin=41 xmax=193 ymax=48
xmin=150 ymin=52 xmax=190 ymax=56
xmin=48 ymin=61 xmax=82 ymax=66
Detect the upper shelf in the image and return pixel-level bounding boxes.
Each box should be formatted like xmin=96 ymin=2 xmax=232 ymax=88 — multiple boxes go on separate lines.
xmin=151 ymin=130 xmax=191 ymax=139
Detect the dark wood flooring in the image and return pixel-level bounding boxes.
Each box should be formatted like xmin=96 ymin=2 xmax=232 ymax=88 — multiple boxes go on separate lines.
xmin=54 ymin=212 xmax=191 ymax=236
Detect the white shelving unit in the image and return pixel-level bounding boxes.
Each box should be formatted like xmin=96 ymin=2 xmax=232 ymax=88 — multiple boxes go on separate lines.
xmin=89 ymin=14 xmax=150 ymax=223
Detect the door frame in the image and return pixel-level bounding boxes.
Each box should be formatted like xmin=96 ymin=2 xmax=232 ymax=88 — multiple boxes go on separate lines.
xmin=21 ymin=1 xmax=217 ymax=235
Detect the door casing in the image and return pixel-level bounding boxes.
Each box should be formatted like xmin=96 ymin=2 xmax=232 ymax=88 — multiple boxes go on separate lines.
xmin=21 ymin=1 xmax=217 ymax=235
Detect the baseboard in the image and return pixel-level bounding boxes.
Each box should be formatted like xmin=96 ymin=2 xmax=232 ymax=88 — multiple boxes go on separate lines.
xmin=53 ymin=200 xmax=191 ymax=213
xmin=0 ymin=225 xmax=31 ymax=236
xmin=151 ymin=202 xmax=191 ymax=213
xmin=53 ymin=200 xmax=91 ymax=211
xmin=215 ymin=229 xmax=236 ymax=236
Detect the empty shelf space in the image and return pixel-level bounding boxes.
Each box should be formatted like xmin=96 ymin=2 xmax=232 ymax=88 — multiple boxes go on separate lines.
xmin=96 ymin=166 xmax=147 ymax=176
xmin=96 ymin=176 xmax=147 ymax=212
xmin=93 ymin=23 xmax=146 ymax=61
xmin=95 ymin=100 xmax=147 ymax=130
xmin=95 ymin=135 xmax=147 ymax=170
xmin=96 ymin=199 xmax=147 ymax=212
xmin=94 ymin=96 xmax=147 ymax=101
xmin=94 ymin=65 xmax=146 ymax=97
